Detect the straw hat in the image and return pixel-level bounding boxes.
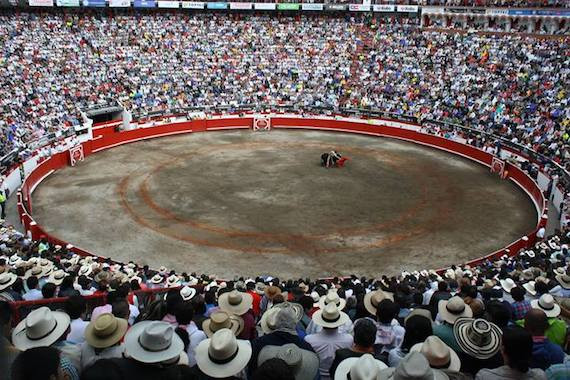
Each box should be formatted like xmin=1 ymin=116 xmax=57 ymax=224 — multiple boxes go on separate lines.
xmin=124 ymin=321 xmax=184 ymax=364
xmin=165 ymin=275 xmax=181 ymax=288
xmin=499 ymin=278 xmax=516 ymax=293
xmin=335 ymin=353 xmax=388 ymax=380
xmin=12 ymin=307 xmax=71 ymax=350
xmin=149 ymin=274 xmax=163 ymax=284
xmin=410 ymin=336 xmax=460 ymax=372
xmin=218 ymin=290 xmax=253 ymax=316
xmin=378 ymin=352 xmax=448 ymax=380
xmin=258 ymin=344 xmax=319 ymax=380
xmin=260 ymin=303 xmax=304 ymax=334
xmin=556 ymin=274 xmax=570 ymax=290
xmin=531 ymin=294 xmax=561 ymax=318
xmin=438 ymin=296 xmax=472 ymax=325
xmin=85 ymin=313 xmax=128 ymax=349
xmin=453 ymin=318 xmax=502 ymax=360
xmin=180 ymin=286 xmax=197 ymax=301
xmin=363 ymin=290 xmax=394 ymax=316
xmin=312 ymin=303 xmax=350 ymax=329
xmin=318 ymin=290 xmax=346 ymax=311
xmin=202 ymin=311 xmax=244 ymax=338
xmin=254 ymin=282 xmax=266 ymax=295
xmin=24 ymin=265 xmax=44 ymax=279
xmin=47 ymin=270 xmax=67 ymax=286
xmin=78 ymin=265 xmax=93 ymax=278
xmin=195 ymin=329 xmax=252 ymax=378
xmin=523 ymin=281 xmax=537 ymax=296
xmin=0 ymin=272 xmax=17 ymax=291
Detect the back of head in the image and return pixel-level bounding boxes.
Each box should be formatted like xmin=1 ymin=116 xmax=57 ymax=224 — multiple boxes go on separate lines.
xmin=525 ymin=309 xmax=548 ymax=336
xmin=402 ymin=315 xmax=433 ymax=350
xmin=298 ymin=295 xmax=313 ymax=312
xmin=65 ymin=294 xmax=87 ymax=320
xmin=486 ymin=301 xmax=511 ymax=329
xmin=26 ymin=276 xmax=39 ymax=290
xmin=511 ymin=286 xmax=526 ymax=302
xmin=438 ymin=281 xmax=448 ymax=292
xmin=111 ymin=300 xmax=130 ymax=320
xmin=12 ymin=346 xmax=60 ymax=380
xmin=79 ymin=358 xmax=124 ymax=380
xmin=175 ymin=301 xmax=194 ymax=325
xmin=503 ymin=327 xmax=533 ymax=373
xmin=376 ymin=299 xmax=399 ymax=324
xmin=252 ymin=358 xmax=295 ymax=380
xmin=41 ymin=283 xmax=57 ymax=299
xmin=353 ymin=318 xmax=377 ymax=348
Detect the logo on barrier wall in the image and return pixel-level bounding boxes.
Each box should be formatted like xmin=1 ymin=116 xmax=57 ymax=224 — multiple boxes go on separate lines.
xmin=253 ymin=116 xmax=271 ymax=131
xmin=69 ymin=145 xmax=84 ymax=167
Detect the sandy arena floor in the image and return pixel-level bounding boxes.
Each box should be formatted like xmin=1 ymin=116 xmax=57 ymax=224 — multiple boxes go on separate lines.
xmin=31 ymin=130 xmax=537 ymax=278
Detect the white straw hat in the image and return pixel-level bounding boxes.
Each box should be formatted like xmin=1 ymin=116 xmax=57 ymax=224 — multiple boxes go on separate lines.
xmin=410 ymin=336 xmax=460 ymax=371
xmin=335 ymin=353 xmax=388 ymax=380
xmin=195 ymin=328 xmax=252 ymax=378
xmin=311 ymin=302 xmax=350 ymax=329
xmin=124 ymin=321 xmax=184 ymax=364
xmin=12 ymin=307 xmax=71 ymax=350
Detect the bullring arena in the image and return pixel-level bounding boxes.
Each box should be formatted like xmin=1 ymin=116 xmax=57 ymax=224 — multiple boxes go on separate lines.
xmin=25 ymin=117 xmax=539 ymax=278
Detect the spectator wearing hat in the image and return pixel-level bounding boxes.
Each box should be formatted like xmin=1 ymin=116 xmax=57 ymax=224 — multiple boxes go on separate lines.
xmin=523 ymin=309 xmax=564 ymax=370
xmin=65 ymin=295 xmax=88 ymax=345
xmin=249 ymin=303 xmax=312 ymax=375
xmin=218 ymin=290 xmax=256 ymax=341
xmin=11 ymin=307 xmax=79 ymax=379
xmin=453 ymin=317 xmax=503 ymax=376
xmin=475 ymin=327 xmax=546 ymax=380
xmin=0 ymin=272 xmax=20 ymax=302
xmin=378 ymin=352 xmax=448 ymax=380
xmin=257 ymin=343 xmax=319 ymax=380
xmin=516 ymin=294 xmax=567 ymax=347
xmin=388 ymin=311 xmax=433 ymax=368
xmin=550 ymin=273 xmax=570 ymax=298
xmin=11 ymin=346 xmax=66 ymax=380
xmin=410 ymin=336 xmax=464 ymax=378
xmin=305 ymin=303 xmax=353 ymax=380
xmin=511 ymin=286 xmax=532 ymax=321
xmin=306 ymin=291 xmax=352 ymax=336
xmin=108 ymin=321 xmax=186 ymax=379
xmin=334 ymin=353 xmax=388 ymax=380
xmin=192 ymin=328 xmax=252 ymax=379
xmin=260 ymin=285 xmax=282 ymax=315
xmin=80 ymin=313 xmax=128 ymax=370
xmin=203 ymin=311 xmax=244 ymax=339
xmin=433 ymin=296 xmax=473 ymax=354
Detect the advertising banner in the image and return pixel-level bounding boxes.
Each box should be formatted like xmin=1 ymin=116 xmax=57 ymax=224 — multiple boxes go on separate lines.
xmin=349 ymin=4 xmax=370 ymax=12
xmin=29 ymin=0 xmax=54 ymax=6
xmin=253 ymin=2 xmax=275 ymax=10
xmin=229 ymin=2 xmax=251 ymax=9
xmin=301 ymin=3 xmax=322 ymax=11
xmin=277 ymin=3 xmax=299 ymax=10
xmin=181 ymin=1 xmax=203 ymax=8
xmin=158 ymin=0 xmax=178 ymax=7
xmin=486 ymin=9 xmax=508 ymax=16
xmin=56 ymin=0 xmax=79 ymax=6
xmin=83 ymin=0 xmax=106 ymax=7
xmin=373 ymin=4 xmax=394 ymax=12
xmin=396 ymin=5 xmax=418 ymax=12
xmin=110 ymin=0 xmax=130 ymax=6
xmin=206 ymin=2 xmax=227 ymax=9
xmin=326 ymin=3 xmax=346 ymax=11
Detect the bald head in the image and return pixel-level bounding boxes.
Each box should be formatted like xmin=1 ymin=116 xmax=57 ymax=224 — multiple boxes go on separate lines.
xmin=525 ymin=309 xmax=548 ymax=336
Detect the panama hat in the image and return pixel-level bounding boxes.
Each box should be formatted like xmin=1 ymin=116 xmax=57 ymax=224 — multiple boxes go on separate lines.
xmin=0 ymin=272 xmax=17 ymax=291
xmin=85 ymin=313 xmax=128 ymax=349
xmin=531 ymin=294 xmax=561 ymax=318
xmin=158 ymin=266 xmax=168 ymax=276
xmin=312 ymin=303 xmax=350 ymax=329
xmin=259 ymin=344 xmax=319 ymax=380
xmin=378 ymin=352 xmax=448 ymax=380
xmin=47 ymin=270 xmax=67 ymax=286
xmin=78 ymin=265 xmax=93 ymax=277
xmin=180 ymin=286 xmax=197 ymax=301
xmin=149 ymin=274 xmax=163 ymax=284
xmin=124 ymin=321 xmax=184 ymax=364
xmin=260 ymin=302 xmax=304 ymax=334
xmin=556 ymin=274 xmax=570 ymax=290
xmin=318 ymin=290 xmax=347 ymax=311
xmin=218 ymin=290 xmax=253 ymax=316
xmin=202 ymin=311 xmax=244 ymax=338
xmin=254 ymin=282 xmax=266 ymax=295
xmin=499 ymin=278 xmax=516 ymax=293
xmin=165 ymin=275 xmax=181 ymax=288
xmin=94 ymin=270 xmax=111 ymax=283
xmin=12 ymin=307 xmax=71 ymax=350
xmin=335 ymin=353 xmax=388 ymax=380
xmin=438 ymin=296 xmax=472 ymax=325
xmin=523 ymin=281 xmax=537 ymax=296
xmin=410 ymin=336 xmax=460 ymax=372
xmin=453 ymin=318 xmax=502 ymax=360
xmin=404 ymin=308 xmax=433 ymax=324
xmin=364 ymin=289 xmax=394 ymax=316
xmin=195 ymin=328 xmax=252 ymax=378
xmin=24 ymin=265 xmax=44 ymax=279
xmin=8 ymin=255 xmax=23 ymax=267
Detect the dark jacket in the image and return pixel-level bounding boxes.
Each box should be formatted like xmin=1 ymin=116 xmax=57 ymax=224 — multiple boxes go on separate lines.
xmin=530 ymin=336 xmax=565 ymax=370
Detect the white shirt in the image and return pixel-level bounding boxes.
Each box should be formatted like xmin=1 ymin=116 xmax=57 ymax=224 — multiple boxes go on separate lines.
xmin=304 ymin=318 xmax=353 ymax=336
xmin=128 ymin=304 xmax=139 ymax=326
xmin=67 ymin=318 xmax=89 ymax=344
xmin=80 ymin=343 xmax=125 ymax=371
xmin=184 ymin=321 xmax=207 ymax=367
xmin=305 ymin=329 xmax=353 ymax=380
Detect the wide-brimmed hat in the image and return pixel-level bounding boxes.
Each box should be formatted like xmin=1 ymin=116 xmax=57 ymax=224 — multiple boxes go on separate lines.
xmin=556 ymin=274 xmax=570 ymax=290
xmin=149 ymin=274 xmax=164 ymax=284
xmin=202 ymin=311 xmax=244 ymax=338
xmin=165 ymin=275 xmax=181 ymax=288
xmin=531 ymin=294 xmax=561 ymax=318
xmin=24 ymin=265 xmax=44 ymax=279
xmin=78 ymin=265 xmax=93 ymax=277
xmin=318 ymin=291 xmax=346 ymax=311
xmin=94 ymin=270 xmax=111 ymax=283
xmin=259 ymin=343 xmax=319 ymax=380
xmin=378 ymin=352 xmax=448 ymax=380
xmin=312 ymin=303 xmax=350 ymax=329
xmin=47 ymin=270 xmax=67 ymax=286
xmin=0 ymin=272 xmax=17 ymax=291
xmin=405 ymin=308 xmax=433 ymax=324
xmin=335 ymin=353 xmax=388 ymax=380
xmin=438 ymin=296 xmax=472 ymax=324
xmin=523 ymin=281 xmax=536 ymax=296
xmin=364 ymin=290 xmax=394 ymax=316
xmin=453 ymin=318 xmax=502 ymax=360
xmin=8 ymin=254 xmax=23 ymax=267
xmin=158 ymin=266 xmax=168 ymax=276
xmin=85 ymin=313 xmax=128 ymax=349
xmin=124 ymin=321 xmax=184 ymax=364
xmin=410 ymin=336 xmax=460 ymax=372
xmin=265 ymin=286 xmax=281 ymax=300
xmin=521 ymin=269 xmax=535 ymax=281
xmin=218 ymin=290 xmax=253 ymax=316
xmin=499 ymin=278 xmax=516 ymax=293
xmin=254 ymin=282 xmax=266 ymax=295
xmin=195 ymin=328 xmax=252 ymax=378
xmin=39 ymin=259 xmax=54 ymax=277
xmin=260 ymin=302 xmax=304 ymax=334
xmin=180 ymin=286 xmax=197 ymax=301
xmin=12 ymin=307 xmax=71 ymax=350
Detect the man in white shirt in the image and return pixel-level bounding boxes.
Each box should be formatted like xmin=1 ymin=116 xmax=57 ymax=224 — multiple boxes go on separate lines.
xmin=22 ymin=276 xmax=43 ymax=301
xmin=305 ymin=303 xmax=353 ymax=380
xmin=65 ymin=295 xmax=89 ymax=344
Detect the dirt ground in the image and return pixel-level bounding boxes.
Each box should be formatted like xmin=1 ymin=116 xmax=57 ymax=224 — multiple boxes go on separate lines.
xmin=31 ymin=130 xmax=537 ymax=278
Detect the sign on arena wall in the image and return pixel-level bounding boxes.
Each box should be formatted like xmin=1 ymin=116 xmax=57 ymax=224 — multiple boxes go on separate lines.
xmin=158 ymin=0 xmax=179 ymax=7
xmin=181 ymin=1 xmax=203 ymax=8
xmin=56 ymin=0 xmax=79 ymax=6
xmin=373 ymin=4 xmax=394 ymax=12
xmin=349 ymin=4 xmax=370 ymax=12
xmin=277 ymin=3 xmax=299 ymax=10
xmin=109 ymin=0 xmax=130 ymax=6
xmin=229 ymin=2 xmax=251 ymax=10
xmin=29 ymin=0 xmax=54 ymax=6
xmin=253 ymin=2 xmax=275 ymax=10
xmin=301 ymin=3 xmax=323 ymax=11
xmin=326 ymin=4 xmax=346 ymax=11
xmin=83 ymin=0 xmax=106 ymax=6
xmin=253 ymin=116 xmax=271 ymax=131
xmin=69 ymin=145 xmax=84 ymax=167
xmin=396 ymin=5 xmax=418 ymax=13
xmin=206 ymin=2 xmax=227 ymax=9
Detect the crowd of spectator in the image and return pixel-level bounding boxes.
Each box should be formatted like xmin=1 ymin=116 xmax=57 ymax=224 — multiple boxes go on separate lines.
xmin=1 ymin=217 xmax=570 ymax=379
xmin=0 ymin=11 xmax=569 ymax=173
